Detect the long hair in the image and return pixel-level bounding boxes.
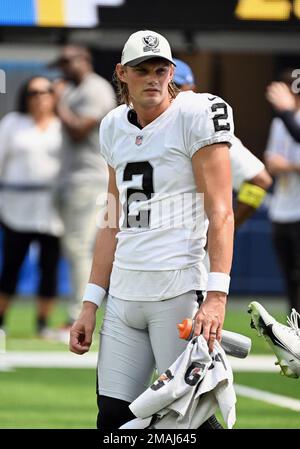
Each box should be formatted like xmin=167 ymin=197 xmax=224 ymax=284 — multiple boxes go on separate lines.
xmin=112 ymin=68 xmax=180 ymax=106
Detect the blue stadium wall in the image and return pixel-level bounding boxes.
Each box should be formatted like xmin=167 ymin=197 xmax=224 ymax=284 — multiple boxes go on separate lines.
xmin=230 ymin=209 xmax=284 ymax=295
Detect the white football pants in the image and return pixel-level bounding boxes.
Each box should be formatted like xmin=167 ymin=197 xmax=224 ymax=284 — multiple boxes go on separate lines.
xmin=97 ymin=291 xmax=199 ymax=403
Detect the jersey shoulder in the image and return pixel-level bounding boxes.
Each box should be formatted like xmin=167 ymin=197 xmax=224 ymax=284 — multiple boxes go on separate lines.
xmin=174 ymin=91 xmax=234 ymax=156
xmin=175 ymin=91 xmax=232 ymax=115
xmin=100 ymin=104 xmax=128 ymax=134
xmin=99 ymin=104 xmax=129 ymax=166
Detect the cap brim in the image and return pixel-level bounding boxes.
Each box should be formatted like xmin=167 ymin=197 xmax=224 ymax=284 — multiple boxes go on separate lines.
xmin=125 ymin=55 xmax=176 ymax=67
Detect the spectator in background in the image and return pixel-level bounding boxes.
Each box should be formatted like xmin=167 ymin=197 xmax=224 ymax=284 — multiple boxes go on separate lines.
xmin=50 ymin=45 xmax=116 ymax=340
xmin=173 ymin=58 xmax=272 ymax=230
xmin=266 ymin=80 xmax=300 ymax=143
xmin=172 ymin=58 xmax=196 ymax=92
xmin=0 ymin=76 xmax=63 ymax=337
xmin=264 ymin=70 xmax=300 ymax=313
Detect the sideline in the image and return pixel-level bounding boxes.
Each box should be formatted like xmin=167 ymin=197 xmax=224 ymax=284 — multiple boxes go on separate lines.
xmin=2 ymin=352 xmax=300 ymax=412
xmin=235 ymin=384 xmax=300 ymax=412
xmin=0 ymin=351 xmax=97 ymax=369
xmin=0 ymin=351 xmax=278 ymax=370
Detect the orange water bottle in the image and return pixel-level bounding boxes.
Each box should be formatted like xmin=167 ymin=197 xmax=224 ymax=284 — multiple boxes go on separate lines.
xmin=177 ymin=318 xmax=251 ymax=359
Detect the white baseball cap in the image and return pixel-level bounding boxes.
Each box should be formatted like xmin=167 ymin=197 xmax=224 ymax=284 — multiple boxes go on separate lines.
xmin=121 ymin=30 xmax=175 ymax=67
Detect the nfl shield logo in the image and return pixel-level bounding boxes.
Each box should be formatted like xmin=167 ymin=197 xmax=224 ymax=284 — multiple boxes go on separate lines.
xmin=135 ymin=135 xmax=143 ymax=146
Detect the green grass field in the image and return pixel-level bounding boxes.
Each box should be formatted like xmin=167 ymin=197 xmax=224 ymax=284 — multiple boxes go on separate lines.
xmin=1 ymin=296 xmax=299 ymax=429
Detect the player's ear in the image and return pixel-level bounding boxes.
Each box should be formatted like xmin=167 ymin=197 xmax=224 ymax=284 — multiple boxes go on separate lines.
xmin=116 ymin=63 xmax=127 ymax=83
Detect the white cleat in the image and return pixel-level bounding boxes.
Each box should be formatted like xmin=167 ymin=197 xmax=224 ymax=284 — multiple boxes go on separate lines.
xmin=248 ymin=301 xmax=300 ymax=379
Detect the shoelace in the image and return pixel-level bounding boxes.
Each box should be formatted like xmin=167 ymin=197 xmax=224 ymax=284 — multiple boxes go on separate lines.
xmin=286 ymin=308 xmax=300 ymax=337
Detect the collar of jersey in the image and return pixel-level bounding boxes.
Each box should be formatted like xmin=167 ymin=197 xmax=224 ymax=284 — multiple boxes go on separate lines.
xmin=126 ymin=93 xmax=181 ymax=132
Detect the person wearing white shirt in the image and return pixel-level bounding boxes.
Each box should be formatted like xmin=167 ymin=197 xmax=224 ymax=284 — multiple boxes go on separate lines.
xmin=49 ymin=45 xmax=116 ymax=330
xmin=0 ymin=76 xmax=63 ymax=337
xmin=264 ymin=81 xmax=300 ymax=313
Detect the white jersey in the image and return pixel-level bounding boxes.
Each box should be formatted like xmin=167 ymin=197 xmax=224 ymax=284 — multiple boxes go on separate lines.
xmin=230 ymin=136 xmax=264 ymax=192
xmin=99 ymin=91 xmax=234 ymax=300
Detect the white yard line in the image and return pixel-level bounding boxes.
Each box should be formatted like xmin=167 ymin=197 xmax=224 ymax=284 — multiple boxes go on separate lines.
xmin=0 ymin=352 xmax=278 ymax=370
xmin=1 ymin=351 xmax=300 ymax=412
xmin=228 ymin=354 xmax=278 ymax=372
xmin=235 ymin=384 xmax=300 ymax=412
xmin=0 ymin=351 xmax=98 ymax=368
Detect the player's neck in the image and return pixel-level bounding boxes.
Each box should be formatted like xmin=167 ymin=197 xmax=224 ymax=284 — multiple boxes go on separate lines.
xmin=133 ymin=98 xmax=172 ymax=128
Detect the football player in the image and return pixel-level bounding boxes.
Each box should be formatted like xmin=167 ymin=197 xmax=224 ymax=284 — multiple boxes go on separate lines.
xmin=70 ymin=30 xmax=235 ymax=430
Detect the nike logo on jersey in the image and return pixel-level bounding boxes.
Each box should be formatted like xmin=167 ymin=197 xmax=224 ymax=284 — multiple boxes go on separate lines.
xmin=208 ymin=96 xmax=217 ymax=101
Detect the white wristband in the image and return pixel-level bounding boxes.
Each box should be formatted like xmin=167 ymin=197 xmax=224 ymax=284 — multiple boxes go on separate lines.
xmin=206 ymin=272 xmax=230 ymax=294
xmin=82 ymin=283 xmax=107 ymax=308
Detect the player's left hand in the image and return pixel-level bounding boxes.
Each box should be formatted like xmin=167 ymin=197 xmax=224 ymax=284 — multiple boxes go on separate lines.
xmin=193 ymin=292 xmax=226 ymax=352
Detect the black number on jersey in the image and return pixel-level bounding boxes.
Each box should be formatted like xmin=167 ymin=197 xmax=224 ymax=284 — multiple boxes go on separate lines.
xmin=211 ymin=102 xmax=230 ymax=132
xmin=122 ymin=161 xmax=154 ymax=228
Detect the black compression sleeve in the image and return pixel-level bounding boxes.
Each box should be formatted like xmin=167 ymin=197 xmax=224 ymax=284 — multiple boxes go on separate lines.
xmin=278 ymin=111 xmax=300 ymax=143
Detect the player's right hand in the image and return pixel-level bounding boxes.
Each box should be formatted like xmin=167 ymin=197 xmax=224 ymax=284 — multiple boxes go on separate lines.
xmin=193 ymin=292 xmax=227 ymax=353
xmin=69 ymin=306 xmax=96 ymax=355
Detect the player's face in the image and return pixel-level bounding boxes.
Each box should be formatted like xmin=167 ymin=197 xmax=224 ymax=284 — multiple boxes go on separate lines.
xmin=119 ymin=59 xmax=174 ymax=108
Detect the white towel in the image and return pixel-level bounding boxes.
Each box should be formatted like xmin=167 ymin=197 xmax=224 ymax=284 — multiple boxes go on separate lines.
xmin=120 ymin=335 xmax=236 ymax=429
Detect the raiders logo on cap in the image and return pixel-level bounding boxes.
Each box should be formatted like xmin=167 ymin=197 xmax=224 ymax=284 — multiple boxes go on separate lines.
xmin=143 ymin=35 xmax=160 ymax=53
xmin=121 ymin=30 xmax=175 ymax=67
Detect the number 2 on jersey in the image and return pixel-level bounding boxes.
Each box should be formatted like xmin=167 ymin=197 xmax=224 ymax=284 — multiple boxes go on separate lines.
xmin=211 ymin=103 xmax=230 ymax=132
xmin=122 ymin=161 xmax=154 ymax=228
